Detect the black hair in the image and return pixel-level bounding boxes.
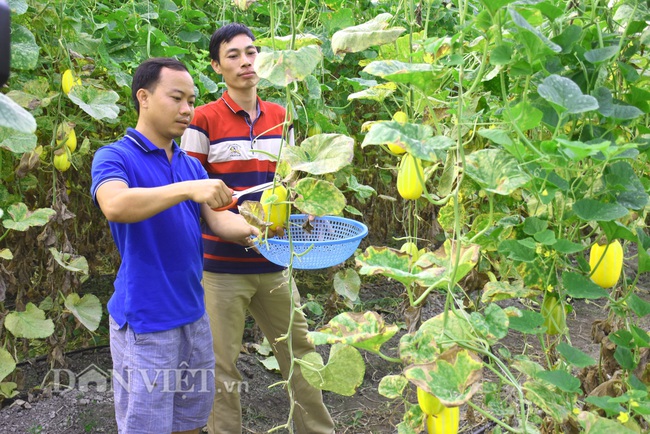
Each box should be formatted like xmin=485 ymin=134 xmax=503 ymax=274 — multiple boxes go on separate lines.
xmin=209 ymin=23 xmax=256 ymax=63
xmin=131 ymin=57 xmax=189 ymax=114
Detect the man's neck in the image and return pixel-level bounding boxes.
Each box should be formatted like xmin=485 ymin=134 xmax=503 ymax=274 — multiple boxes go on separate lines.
xmin=227 ymin=87 xmax=258 ymax=120
xmin=134 ymin=122 xmax=173 ymax=159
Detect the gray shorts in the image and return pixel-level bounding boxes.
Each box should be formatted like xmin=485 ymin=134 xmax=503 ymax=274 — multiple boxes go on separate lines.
xmin=109 ymin=313 xmax=215 ymax=433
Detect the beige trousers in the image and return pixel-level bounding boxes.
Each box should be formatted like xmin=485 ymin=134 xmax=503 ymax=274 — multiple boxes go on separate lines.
xmin=203 ymin=271 xmax=335 ymax=434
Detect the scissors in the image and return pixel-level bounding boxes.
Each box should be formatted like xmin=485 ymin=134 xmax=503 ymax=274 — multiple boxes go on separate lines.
xmin=212 ymin=181 xmax=275 ymax=211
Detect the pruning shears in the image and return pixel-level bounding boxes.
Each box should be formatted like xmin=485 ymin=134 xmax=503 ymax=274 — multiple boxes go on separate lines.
xmin=212 ymin=181 xmax=275 ymax=211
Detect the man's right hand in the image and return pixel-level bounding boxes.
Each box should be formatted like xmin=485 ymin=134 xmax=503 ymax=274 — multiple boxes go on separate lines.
xmin=187 ymin=179 xmax=233 ymax=209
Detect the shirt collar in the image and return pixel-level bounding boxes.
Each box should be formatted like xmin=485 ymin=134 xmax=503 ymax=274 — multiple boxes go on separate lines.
xmin=125 ymin=128 xmax=183 ymax=155
xmin=222 ymin=90 xmax=263 ymax=118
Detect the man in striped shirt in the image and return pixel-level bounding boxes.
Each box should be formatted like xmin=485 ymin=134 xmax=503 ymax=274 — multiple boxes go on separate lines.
xmin=181 ymin=23 xmax=335 ymax=434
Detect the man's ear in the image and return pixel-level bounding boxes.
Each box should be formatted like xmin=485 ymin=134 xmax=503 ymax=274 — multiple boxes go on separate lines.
xmin=136 ymin=88 xmax=149 ymax=110
xmin=211 ymin=59 xmax=221 ymax=75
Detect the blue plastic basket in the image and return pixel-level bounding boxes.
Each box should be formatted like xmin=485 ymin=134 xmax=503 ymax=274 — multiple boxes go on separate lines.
xmin=255 ymin=214 xmax=368 ymax=269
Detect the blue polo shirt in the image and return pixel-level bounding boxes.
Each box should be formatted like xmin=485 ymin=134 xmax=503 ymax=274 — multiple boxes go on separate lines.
xmin=91 ymin=128 xmax=208 ymax=333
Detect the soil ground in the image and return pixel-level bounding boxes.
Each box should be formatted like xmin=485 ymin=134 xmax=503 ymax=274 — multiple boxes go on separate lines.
xmin=0 ymin=268 xmax=646 ymax=434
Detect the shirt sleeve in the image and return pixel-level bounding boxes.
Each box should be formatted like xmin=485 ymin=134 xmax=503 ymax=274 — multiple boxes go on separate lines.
xmin=181 ymin=110 xmax=210 ymax=166
xmin=90 ymin=146 xmax=129 ymax=206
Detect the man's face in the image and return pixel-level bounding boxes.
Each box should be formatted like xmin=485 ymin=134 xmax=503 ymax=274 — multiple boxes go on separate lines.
xmin=140 ymin=67 xmax=195 ymax=139
xmin=212 ymin=34 xmax=259 ymax=90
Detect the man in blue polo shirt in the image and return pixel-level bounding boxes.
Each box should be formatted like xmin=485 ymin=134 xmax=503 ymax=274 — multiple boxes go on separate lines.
xmin=91 ymin=57 xmax=258 ymax=434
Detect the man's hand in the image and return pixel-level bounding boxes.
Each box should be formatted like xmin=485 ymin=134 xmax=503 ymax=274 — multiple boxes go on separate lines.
xmin=201 ymin=204 xmax=260 ymax=249
xmin=187 ymin=179 xmax=233 ymax=209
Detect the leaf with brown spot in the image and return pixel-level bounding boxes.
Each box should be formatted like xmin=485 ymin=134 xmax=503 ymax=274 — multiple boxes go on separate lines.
xmin=404 ymin=347 xmax=483 ymax=407
xmin=238 ymin=200 xmax=272 ymax=232
xmin=308 ymin=311 xmax=399 ymax=354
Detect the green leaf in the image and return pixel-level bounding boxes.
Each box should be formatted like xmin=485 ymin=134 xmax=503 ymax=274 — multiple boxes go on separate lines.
xmin=0 ymin=348 xmax=16 ymax=383
xmin=465 ymin=149 xmax=530 ymax=195
xmin=2 ymin=203 xmax=55 ymax=231
xmin=178 ymin=30 xmax=203 ymax=43
xmin=356 ymin=242 xmax=479 ymax=289
xmin=552 ymin=25 xmax=583 ymax=53
xmin=10 ymin=25 xmax=39 ymax=70
xmin=356 ymin=246 xmax=423 ymax=287
xmin=614 ymin=346 xmax=636 ymax=370
xmin=0 ymin=248 xmax=13 ymax=260
xmin=594 ymin=87 xmax=644 ymax=120
xmin=259 ymin=355 xmax=279 ymax=372
xmin=198 ymin=73 xmax=219 ymax=94
xmin=556 ymin=138 xmax=608 ymax=161
xmin=636 ymin=228 xmax=650 ymax=274
xmin=605 ymin=161 xmax=648 ymax=210
xmin=0 ymin=126 xmax=37 ymax=153
xmin=490 ymin=43 xmax=514 ymax=65
xmin=39 ymin=296 xmax=54 ymax=311
xmin=630 ymin=325 xmax=650 ymax=348
xmin=308 ymin=311 xmax=399 ymax=354
xmin=584 ymin=397 xmax=626 ymax=417
xmin=535 ymin=370 xmax=582 ymax=393
xmin=256 ymin=45 xmax=322 ymax=87
xmin=399 ymin=331 xmax=440 ymax=366
xmin=283 ymin=134 xmax=354 ymax=175
xmin=477 ymin=128 xmax=513 ymax=147
xmin=333 ymin=268 xmax=361 ymax=302
xmin=64 ymin=293 xmax=102 ymax=331
xmin=534 ymin=2 xmax=564 ymax=20
xmin=0 ymin=382 xmax=18 ymax=399
xmin=345 ymin=174 xmax=376 ymax=200
xmin=627 ymin=294 xmax=650 ymax=318
xmin=49 ymin=248 xmax=89 ymax=275
xmin=556 ymin=343 xmax=596 ymax=368
xmin=573 ymin=199 xmax=629 ymax=222
xmin=331 ymin=13 xmax=406 ymax=55
xmin=400 ymin=311 xmax=475 ymax=364
xmin=609 ymin=330 xmax=634 ymax=349
xmin=507 ymin=101 xmax=543 ymax=131
xmin=481 ymin=281 xmax=538 ymax=303
xmin=362 ymin=60 xmax=440 ymax=93
xmin=362 ymin=121 xmax=453 ymax=162
xmin=538 ymin=75 xmax=599 ymax=114
xmin=347 ymin=83 xmax=396 ymax=102
xmin=0 ymin=94 xmax=37 ymax=134
xmin=4 ymin=303 xmax=55 ymax=339
xmin=584 ymin=46 xmax=619 ymax=64
xmin=599 ymin=221 xmax=637 ymax=244
xmin=68 ymin=86 xmax=120 ymax=120
xmin=509 ymin=309 xmax=546 ymax=334
xmin=481 ymin=304 xmax=509 ymax=341
xmin=305 ymin=74 xmax=322 ymax=101
xmin=397 ymin=403 xmax=425 ymax=434
xmin=378 ymin=374 xmax=408 ymax=399
xmin=523 ymin=379 xmax=572 ymax=422
xmin=523 ymin=216 xmax=547 ymax=235
xmin=9 ymin=0 xmax=29 ymax=15
xmin=497 ymin=239 xmax=536 ymax=263
xmin=509 ymin=8 xmax=561 ymax=53
xmin=553 ymin=239 xmax=586 ymax=254
xmin=293 ymin=178 xmax=346 ymax=216
xmin=68 ymin=33 xmax=102 ymax=57
xmin=478 ymin=0 xmax=516 ymax=16
xmin=404 ymin=349 xmax=483 ymax=406
xmin=319 ymin=8 xmax=355 ymax=35
xmin=298 ymin=344 xmax=365 ymax=396
xmin=256 ymin=34 xmax=323 ymax=50
xmin=563 ymin=272 xmax=609 ymax=299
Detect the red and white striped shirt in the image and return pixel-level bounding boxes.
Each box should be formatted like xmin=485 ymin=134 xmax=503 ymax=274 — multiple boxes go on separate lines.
xmin=181 ymin=91 xmax=293 ymax=274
